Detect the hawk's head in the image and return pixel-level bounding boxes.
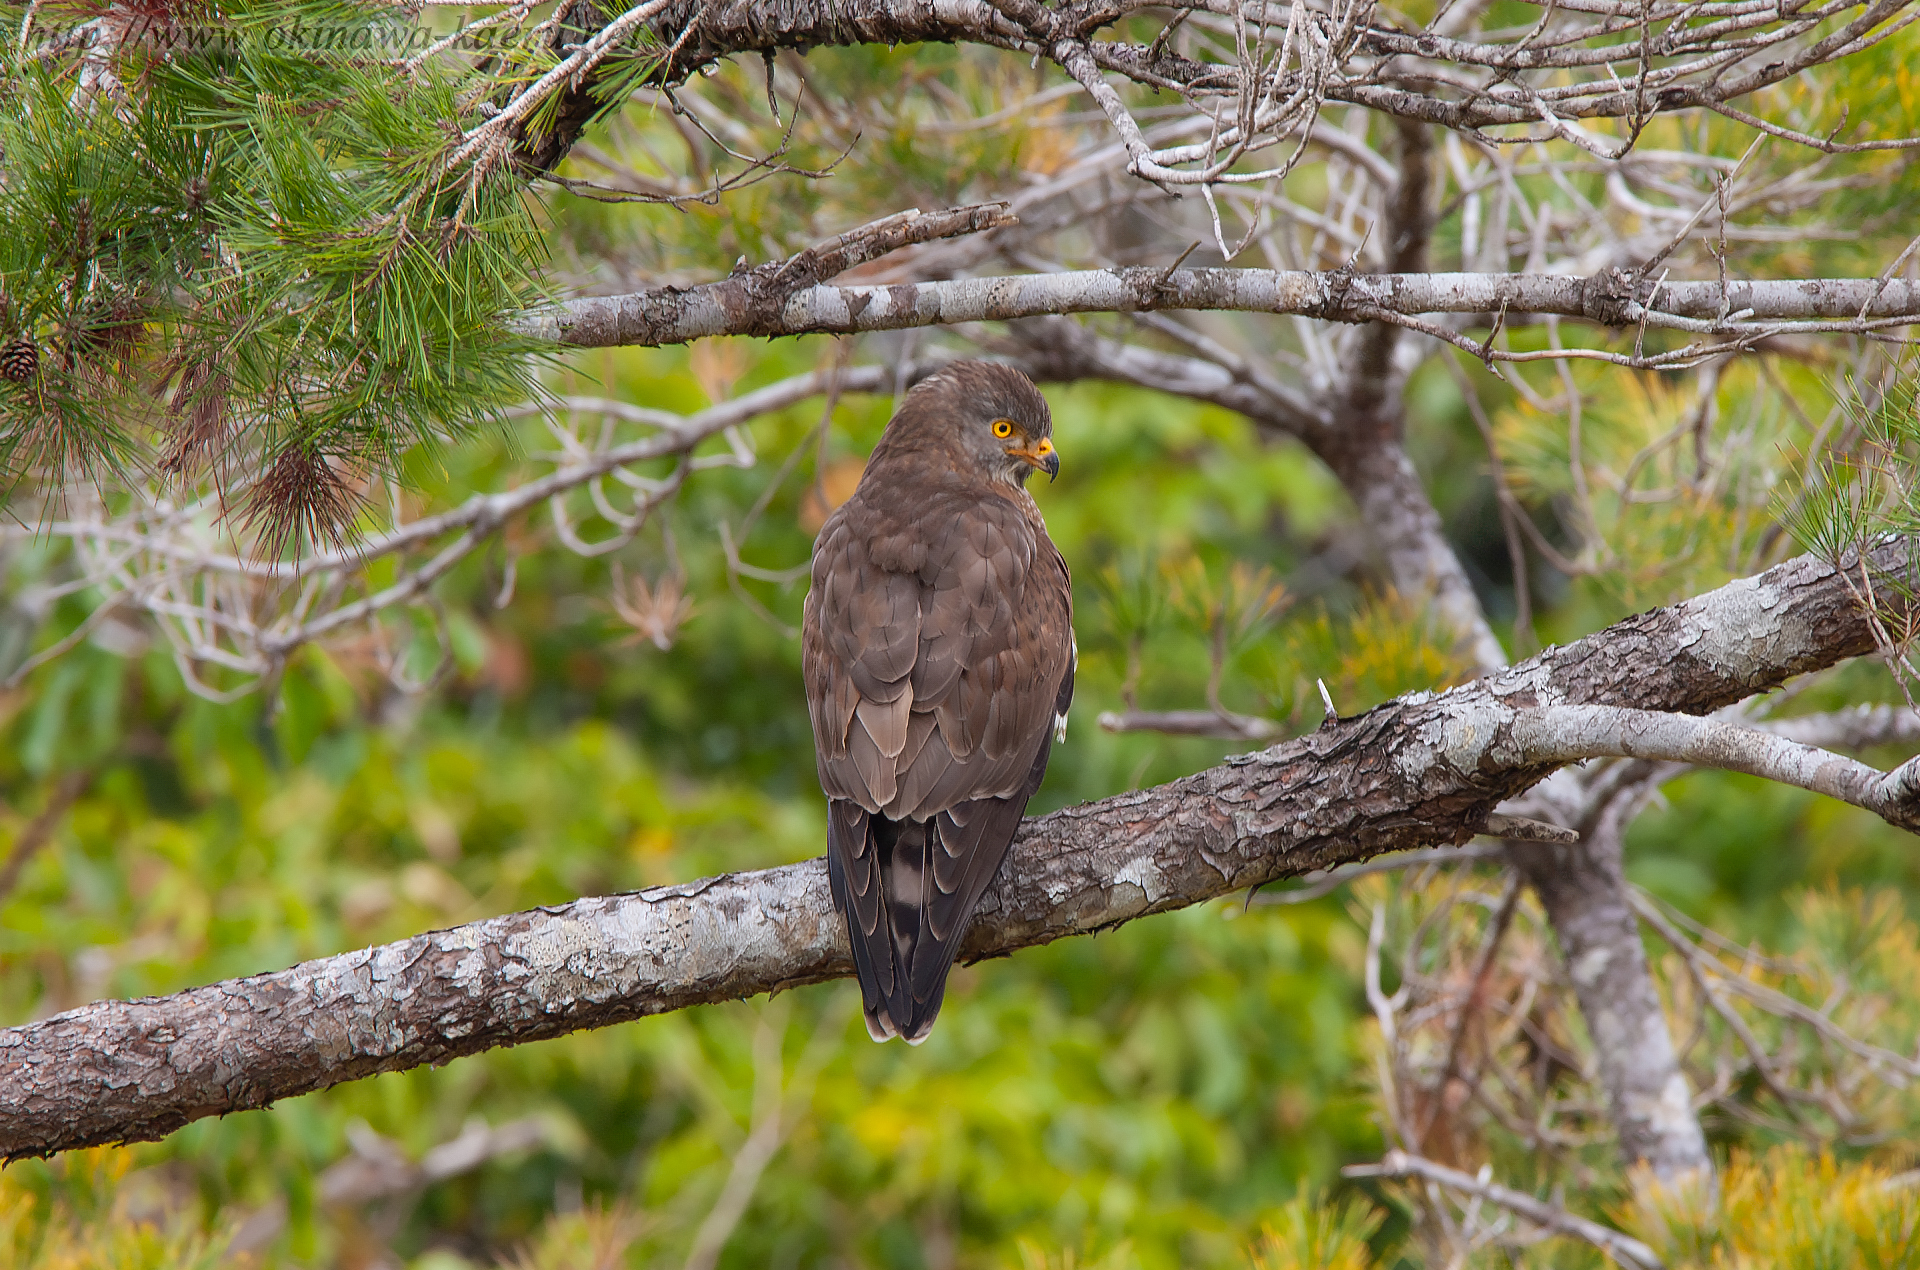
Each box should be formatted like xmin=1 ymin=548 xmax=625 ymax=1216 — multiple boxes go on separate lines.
xmin=887 ymin=361 xmax=1059 ymax=486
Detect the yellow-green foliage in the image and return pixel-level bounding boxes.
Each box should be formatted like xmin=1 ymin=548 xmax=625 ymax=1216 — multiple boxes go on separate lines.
xmin=1164 ymin=556 xmax=1288 ymax=653
xmin=1621 ymin=1149 xmax=1920 ymax=1270
xmin=0 ymin=1150 xmax=226 ymax=1270
xmin=500 ymin=1202 xmax=646 ymax=1270
xmin=1012 ymin=1236 xmax=1140 ymax=1270
xmin=1642 ymin=886 xmax=1920 ymax=1145
xmin=1246 ymin=1192 xmax=1380 ymax=1270
xmin=1489 ymin=359 xmax=1810 ymax=609
xmin=1272 ymin=590 xmax=1476 ymax=720
xmin=1783 ymin=887 xmax=1920 ymax=1137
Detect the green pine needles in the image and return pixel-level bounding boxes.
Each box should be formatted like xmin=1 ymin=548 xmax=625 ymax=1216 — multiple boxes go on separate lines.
xmin=1783 ymin=362 xmax=1920 ymax=700
xmin=0 ymin=0 xmax=568 ymax=557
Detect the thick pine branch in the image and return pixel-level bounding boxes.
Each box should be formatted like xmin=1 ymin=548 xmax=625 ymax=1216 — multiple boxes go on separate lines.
xmin=0 ymin=540 xmax=1907 ymax=1161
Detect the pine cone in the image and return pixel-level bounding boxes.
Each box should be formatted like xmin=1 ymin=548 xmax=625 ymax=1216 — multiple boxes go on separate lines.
xmin=0 ymin=337 xmax=38 ymax=383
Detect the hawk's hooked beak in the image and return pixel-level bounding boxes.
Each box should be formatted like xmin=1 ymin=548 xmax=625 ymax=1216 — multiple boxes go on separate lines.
xmin=1009 ymin=437 xmax=1060 ymax=482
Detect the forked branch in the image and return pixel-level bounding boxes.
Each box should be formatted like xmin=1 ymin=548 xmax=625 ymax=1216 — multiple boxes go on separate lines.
xmin=0 ymin=539 xmax=1906 ymax=1160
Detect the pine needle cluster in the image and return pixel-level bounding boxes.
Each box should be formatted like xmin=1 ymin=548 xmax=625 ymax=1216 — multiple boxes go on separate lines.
xmin=1784 ymin=365 xmax=1920 ymax=565
xmin=1782 ymin=365 xmax=1920 ymax=701
xmin=1622 ymin=1149 xmax=1920 ymax=1269
xmin=0 ymin=0 xmax=566 ymax=556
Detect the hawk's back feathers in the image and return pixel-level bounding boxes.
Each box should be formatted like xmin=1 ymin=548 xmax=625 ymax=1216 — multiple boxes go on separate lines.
xmin=803 ymin=362 xmax=1074 ymax=1042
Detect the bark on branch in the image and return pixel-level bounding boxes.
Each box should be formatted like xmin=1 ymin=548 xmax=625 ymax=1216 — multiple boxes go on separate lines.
xmin=0 ymin=541 xmax=1908 ymax=1161
xmin=1509 ymin=705 xmax=1920 ymax=830
xmin=525 ymin=269 xmax=1920 ymax=349
xmin=548 ymin=202 xmax=1019 ymax=342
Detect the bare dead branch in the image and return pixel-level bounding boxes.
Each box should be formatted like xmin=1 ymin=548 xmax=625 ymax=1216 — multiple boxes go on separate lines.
xmin=541 ymin=201 xmax=1019 ymax=340
xmin=1344 ymin=1149 xmax=1665 ymax=1270
xmin=1632 ymin=889 xmax=1920 ymax=1084
xmin=2 ymin=366 xmax=899 ymax=696
xmin=537 ymin=0 xmax=1920 ymax=179
xmin=319 ymin=1116 xmax=562 ymax=1208
xmin=0 ymin=771 xmax=93 ymax=903
xmin=1756 ymin=702 xmax=1920 ymax=751
xmin=1096 ymin=707 xmax=1282 ymax=740
xmin=1503 ymin=704 xmax=1920 ymax=832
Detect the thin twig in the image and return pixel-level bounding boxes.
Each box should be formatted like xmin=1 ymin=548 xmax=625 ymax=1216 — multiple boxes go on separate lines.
xmin=0 ymin=771 xmax=92 ymax=903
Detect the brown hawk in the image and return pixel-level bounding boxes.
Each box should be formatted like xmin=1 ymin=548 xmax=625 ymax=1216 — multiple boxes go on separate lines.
xmin=802 ymin=362 xmax=1075 ymax=1044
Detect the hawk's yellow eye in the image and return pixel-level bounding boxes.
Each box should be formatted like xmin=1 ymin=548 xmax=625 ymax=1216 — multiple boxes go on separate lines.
xmin=993 ymin=420 xmax=1015 ymax=438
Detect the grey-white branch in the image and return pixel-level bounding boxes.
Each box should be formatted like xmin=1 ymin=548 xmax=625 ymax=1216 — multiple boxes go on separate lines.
xmin=528 ymin=270 xmax=1920 ymax=356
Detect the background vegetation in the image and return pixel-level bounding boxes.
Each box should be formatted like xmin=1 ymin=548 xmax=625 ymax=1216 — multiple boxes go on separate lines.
xmin=3 ymin=2 xmax=1920 ymax=1266
xmin=4 ymin=333 xmax=1917 ymax=1266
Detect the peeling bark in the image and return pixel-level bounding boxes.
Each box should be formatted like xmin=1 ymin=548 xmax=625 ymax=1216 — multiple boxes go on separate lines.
xmin=0 ymin=542 xmax=1903 ymax=1160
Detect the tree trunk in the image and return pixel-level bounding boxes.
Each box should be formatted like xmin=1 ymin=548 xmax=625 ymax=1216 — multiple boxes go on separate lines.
xmin=1323 ymin=433 xmax=1510 ymax=673
xmin=1509 ymin=774 xmax=1712 ymax=1183
xmin=1315 ymin=117 xmax=1714 ymax=1178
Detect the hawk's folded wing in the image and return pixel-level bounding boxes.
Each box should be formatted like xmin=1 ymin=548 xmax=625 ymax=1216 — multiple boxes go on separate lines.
xmin=804 ymin=485 xmax=1074 ymax=1041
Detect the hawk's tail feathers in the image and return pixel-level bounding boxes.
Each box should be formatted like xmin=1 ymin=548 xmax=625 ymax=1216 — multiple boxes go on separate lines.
xmin=828 ymin=800 xmax=1022 ymax=1045
xmin=827 ymin=800 xmax=922 ymax=1043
